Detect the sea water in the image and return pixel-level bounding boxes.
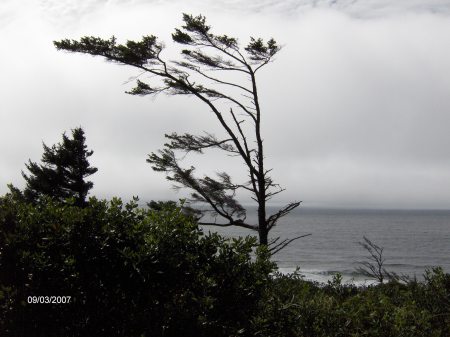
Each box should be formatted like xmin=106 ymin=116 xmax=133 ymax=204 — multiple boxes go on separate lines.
xmin=201 ymin=207 xmax=450 ymax=285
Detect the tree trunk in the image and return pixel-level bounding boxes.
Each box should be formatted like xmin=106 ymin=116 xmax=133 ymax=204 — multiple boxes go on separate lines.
xmin=258 ymin=203 xmax=268 ymax=245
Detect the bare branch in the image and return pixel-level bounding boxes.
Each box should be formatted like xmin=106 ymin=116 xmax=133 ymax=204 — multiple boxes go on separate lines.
xmin=174 ymin=61 xmax=253 ymax=94
xmin=267 ymin=202 xmax=301 ymax=230
xmin=230 ymin=108 xmax=259 ymax=197
xmin=199 ymin=220 xmax=258 ymax=231
xmin=269 ymin=234 xmax=312 ymax=255
xmin=181 ymin=49 xmax=249 ymax=73
xmin=356 ymin=236 xmax=399 ymax=283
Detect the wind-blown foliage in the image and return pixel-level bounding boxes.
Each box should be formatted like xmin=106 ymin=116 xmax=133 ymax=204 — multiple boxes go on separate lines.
xmin=54 ymin=13 xmax=306 ymax=250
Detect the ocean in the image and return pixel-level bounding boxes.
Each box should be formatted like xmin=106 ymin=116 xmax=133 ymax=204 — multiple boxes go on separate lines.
xmin=201 ymin=207 xmax=450 ymax=285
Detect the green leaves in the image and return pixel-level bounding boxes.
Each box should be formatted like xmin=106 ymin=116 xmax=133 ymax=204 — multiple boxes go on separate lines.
xmin=126 ymin=79 xmax=159 ymax=96
xmin=245 ymin=37 xmax=281 ymax=62
xmin=172 ymin=28 xmax=194 ymax=44
xmin=252 ymin=268 xmax=450 ymax=337
xmin=22 ymin=127 xmax=97 ymax=206
xmin=216 ymin=35 xmax=238 ymax=49
xmin=0 ymin=194 xmax=275 ymax=336
xmin=54 ymin=36 xmax=116 ymax=55
xmin=1 ymin=191 xmax=449 ymax=336
xmin=54 ymin=12 xmax=293 ymax=247
xmin=54 ymin=35 xmax=161 ymax=67
xmin=164 ymin=132 xmax=235 ymax=154
xmin=181 ymin=13 xmax=210 ymax=35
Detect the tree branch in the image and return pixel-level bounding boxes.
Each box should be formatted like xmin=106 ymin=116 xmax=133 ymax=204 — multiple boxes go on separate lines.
xmin=198 ymin=220 xmax=258 ymax=231
xmin=164 ymin=132 xmax=237 ymax=154
xmin=175 ymin=61 xmax=253 ymax=94
xmin=268 ymin=234 xmax=312 ymax=255
xmin=267 ymin=202 xmax=301 ymax=230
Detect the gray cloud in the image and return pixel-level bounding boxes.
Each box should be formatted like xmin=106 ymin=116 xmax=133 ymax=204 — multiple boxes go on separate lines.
xmin=3 ymin=0 xmax=450 ymax=29
xmin=36 ymin=0 xmax=450 ymax=18
xmin=1 ymin=1 xmax=450 ymax=208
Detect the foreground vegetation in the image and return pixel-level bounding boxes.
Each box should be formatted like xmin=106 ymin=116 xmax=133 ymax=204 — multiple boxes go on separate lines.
xmin=1 ymin=192 xmax=449 ymax=336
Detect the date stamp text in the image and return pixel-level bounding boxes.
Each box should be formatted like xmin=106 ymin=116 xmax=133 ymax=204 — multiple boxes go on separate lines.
xmin=27 ymin=296 xmax=71 ymax=304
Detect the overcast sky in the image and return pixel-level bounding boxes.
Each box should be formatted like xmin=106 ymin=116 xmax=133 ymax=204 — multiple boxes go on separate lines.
xmin=1 ymin=0 xmax=450 ymax=209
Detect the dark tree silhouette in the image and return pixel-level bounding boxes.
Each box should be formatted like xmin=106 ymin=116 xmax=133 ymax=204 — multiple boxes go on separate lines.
xmin=54 ymin=14 xmax=307 ymax=250
xmin=22 ymin=127 xmax=98 ymax=206
xmin=356 ymin=236 xmax=400 ymax=284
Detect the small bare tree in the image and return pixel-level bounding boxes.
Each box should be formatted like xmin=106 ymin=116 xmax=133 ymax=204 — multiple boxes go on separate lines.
xmin=356 ymin=236 xmax=399 ymax=283
xmin=54 ymin=14 xmax=309 ymax=252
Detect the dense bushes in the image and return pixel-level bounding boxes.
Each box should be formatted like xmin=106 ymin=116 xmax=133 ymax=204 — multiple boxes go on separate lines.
xmin=251 ymin=270 xmax=450 ymax=337
xmin=1 ymin=191 xmax=449 ymax=336
xmin=0 ymin=192 xmax=274 ymax=336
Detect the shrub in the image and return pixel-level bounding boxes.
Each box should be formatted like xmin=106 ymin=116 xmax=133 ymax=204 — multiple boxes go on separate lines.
xmin=1 ymin=190 xmax=448 ymax=336
xmin=0 ymin=193 xmax=275 ymax=336
xmin=251 ymin=270 xmax=449 ymax=337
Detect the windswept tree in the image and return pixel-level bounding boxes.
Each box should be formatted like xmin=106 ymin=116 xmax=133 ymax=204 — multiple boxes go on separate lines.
xmin=22 ymin=127 xmax=98 ymax=206
xmin=356 ymin=236 xmax=401 ymax=283
xmin=54 ymin=14 xmax=307 ymax=252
